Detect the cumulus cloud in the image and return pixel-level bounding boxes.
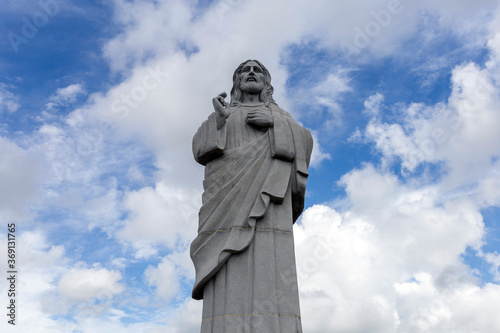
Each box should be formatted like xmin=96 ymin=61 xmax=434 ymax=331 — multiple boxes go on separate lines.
xmin=104 ymin=0 xmax=195 ymax=72
xmin=83 ymin=0 xmax=499 ymax=193
xmin=79 ymin=0 xmax=499 ymax=195
xmin=364 ymin=49 xmax=500 ymax=198
xmin=0 ymin=230 xmax=67 ymax=332
xmin=145 ymin=249 xmax=193 ymax=303
xmin=145 ymin=258 xmax=180 ymax=302
xmin=0 ymin=228 xmax=170 ymax=332
xmin=81 ymin=1 xmax=500 ymax=331
xmin=299 ymin=10 xmax=500 ymax=330
xmin=164 ymin=298 xmax=203 ymax=333
xmin=117 ymin=181 xmax=200 ymax=257
xmin=58 ymin=266 xmax=124 ymax=302
xmin=4 ymin=0 xmax=500 ymax=332
xmin=294 ymin=168 xmax=490 ymax=332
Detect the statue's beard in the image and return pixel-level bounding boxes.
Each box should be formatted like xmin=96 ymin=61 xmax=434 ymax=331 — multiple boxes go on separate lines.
xmin=240 ymin=81 xmax=264 ymax=94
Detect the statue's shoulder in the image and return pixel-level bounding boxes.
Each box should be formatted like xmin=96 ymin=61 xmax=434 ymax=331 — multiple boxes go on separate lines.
xmin=270 ymin=104 xmax=293 ymax=118
xmin=270 ymin=105 xmax=306 ymax=129
xmin=271 ymin=104 xmax=312 ymax=138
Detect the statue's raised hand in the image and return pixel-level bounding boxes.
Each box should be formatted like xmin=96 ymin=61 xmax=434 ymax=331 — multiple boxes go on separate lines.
xmin=246 ymin=110 xmax=274 ymax=128
xmin=213 ymin=92 xmax=230 ymax=129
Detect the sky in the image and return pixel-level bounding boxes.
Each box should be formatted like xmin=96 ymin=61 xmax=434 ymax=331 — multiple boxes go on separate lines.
xmin=1 ymin=0 xmax=500 ymax=332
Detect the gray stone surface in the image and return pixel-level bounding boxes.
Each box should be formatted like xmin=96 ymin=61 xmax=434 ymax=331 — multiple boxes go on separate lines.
xmin=191 ymin=60 xmax=313 ymax=332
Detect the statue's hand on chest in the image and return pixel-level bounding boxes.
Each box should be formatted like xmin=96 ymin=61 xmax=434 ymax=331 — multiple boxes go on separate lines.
xmin=246 ymin=109 xmax=274 ymax=129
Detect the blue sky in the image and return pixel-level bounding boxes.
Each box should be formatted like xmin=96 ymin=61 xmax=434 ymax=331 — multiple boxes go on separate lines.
xmin=2 ymin=0 xmax=500 ymax=332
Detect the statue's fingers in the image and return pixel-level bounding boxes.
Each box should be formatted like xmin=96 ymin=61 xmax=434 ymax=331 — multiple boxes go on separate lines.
xmin=212 ymin=98 xmax=222 ymax=108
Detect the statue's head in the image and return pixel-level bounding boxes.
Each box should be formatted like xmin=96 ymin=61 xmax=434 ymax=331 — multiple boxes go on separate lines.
xmin=230 ymin=59 xmax=276 ymax=107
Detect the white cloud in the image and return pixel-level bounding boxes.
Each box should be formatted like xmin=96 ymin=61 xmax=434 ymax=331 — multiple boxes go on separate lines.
xmin=4 ymin=0 xmax=500 ymax=332
xmin=364 ymin=53 xmax=500 ymax=198
xmin=311 ymin=68 xmax=352 ymax=122
xmin=293 ymin=165 xmax=490 ymax=331
xmin=73 ymin=0 xmax=499 ymax=197
xmin=58 ymin=266 xmax=124 ymax=302
xmin=163 ymin=298 xmax=203 ymax=333
xmin=111 ymin=257 xmax=127 ymax=269
xmin=127 ymin=164 xmax=146 ymax=182
xmin=117 ymin=181 xmax=200 ymax=257
xmin=0 ymin=136 xmax=44 ymax=222
xmin=288 ymin=12 xmax=500 ymax=329
xmin=0 ymin=83 xmax=20 ymax=113
xmin=82 ymin=1 xmax=500 ymax=331
xmin=54 ymin=84 xmax=85 ymax=103
xmin=394 ymin=274 xmax=500 ymax=332
xmin=0 ymin=230 xmax=68 ymax=332
xmin=483 ymin=252 xmax=500 ymax=281
xmin=363 ymin=93 xmax=384 ymax=117
xmin=145 ymin=259 xmax=180 ymax=302
xmin=144 ymin=249 xmax=193 ymax=303
xmin=46 ymin=84 xmax=86 ymax=111
xmin=309 ymin=130 xmax=331 ymax=168
xmin=82 ymin=0 xmax=500 ymax=191
xmin=104 ymin=0 xmax=194 ymax=72
xmin=288 ymin=67 xmax=353 ymax=134
xmin=475 ymin=159 xmax=500 ymax=207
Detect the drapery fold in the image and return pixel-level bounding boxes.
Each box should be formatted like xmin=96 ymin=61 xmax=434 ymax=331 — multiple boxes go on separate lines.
xmin=191 ymin=105 xmax=312 ymax=303
xmin=191 ymin=131 xmax=291 ymax=300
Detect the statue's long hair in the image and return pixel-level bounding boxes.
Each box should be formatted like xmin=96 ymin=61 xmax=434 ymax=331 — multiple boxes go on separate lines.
xmin=230 ymin=59 xmax=277 ymax=107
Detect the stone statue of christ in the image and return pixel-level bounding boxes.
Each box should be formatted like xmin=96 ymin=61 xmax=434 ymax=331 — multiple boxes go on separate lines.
xmin=191 ymin=59 xmax=313 ymax=332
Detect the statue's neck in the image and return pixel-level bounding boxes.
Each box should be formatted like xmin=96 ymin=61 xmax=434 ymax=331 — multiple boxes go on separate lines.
xmin=241 ymin=92 xmax=261 ymax=105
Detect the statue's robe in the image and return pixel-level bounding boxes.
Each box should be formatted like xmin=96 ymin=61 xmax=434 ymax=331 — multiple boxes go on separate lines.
xmin=191 ymin=103 xmax=313 ymax=333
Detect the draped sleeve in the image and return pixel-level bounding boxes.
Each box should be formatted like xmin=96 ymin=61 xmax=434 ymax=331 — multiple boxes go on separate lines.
xmin=192 ymin=113 xmax=227 ymax=166
xmin=286 ymin=116 xmax=313 ymax=222
xmin=269 ymin=114 xmax=295 ymax=162
xmin=267 ymin=106 xmax=313 ymax=222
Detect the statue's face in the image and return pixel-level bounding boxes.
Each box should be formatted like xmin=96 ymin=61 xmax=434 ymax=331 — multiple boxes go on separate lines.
xmin=239 ymin=61 xmax=265 ymax=94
